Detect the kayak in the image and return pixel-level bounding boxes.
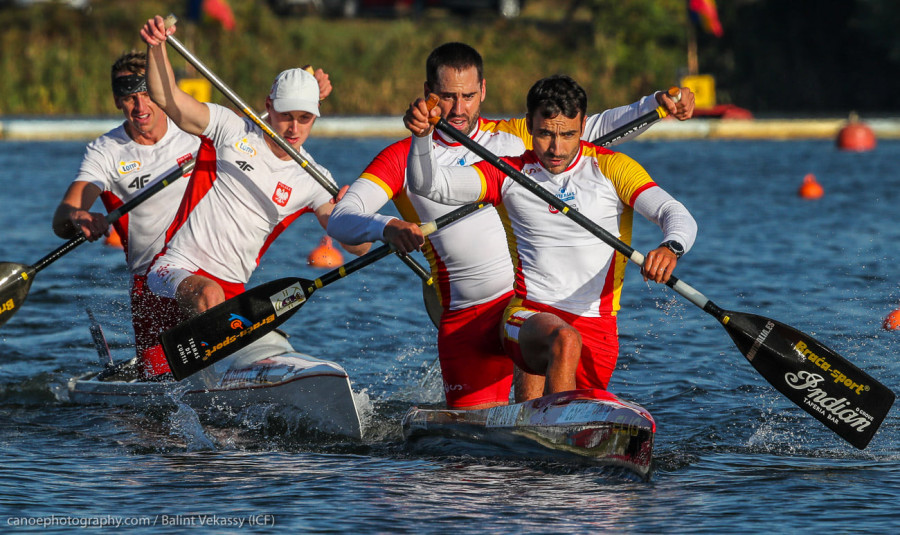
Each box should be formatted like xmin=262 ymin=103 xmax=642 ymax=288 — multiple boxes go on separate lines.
xmin=66 ymin=331 xmax=362 ymax=439
xmin=401 ymin=389 xmax=655 ymax=478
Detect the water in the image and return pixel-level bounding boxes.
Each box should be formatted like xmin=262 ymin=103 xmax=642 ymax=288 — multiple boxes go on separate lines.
xmin=1 ymin=136 xmax=898 ymax=533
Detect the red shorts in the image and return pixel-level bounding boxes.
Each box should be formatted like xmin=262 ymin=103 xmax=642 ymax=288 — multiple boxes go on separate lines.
xmin=438 ymin=291 xmax=515 ymax=408
xmin=132 ymin=270 xmax=244 ymax=379
xmin=501 ymin=298 xmax=619 ymax=390
xmin=131 ymin=274 xmax=186 ymax=378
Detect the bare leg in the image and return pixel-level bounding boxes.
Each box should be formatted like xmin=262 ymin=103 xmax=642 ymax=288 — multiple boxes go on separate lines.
xmin=514 ymin=367 xmax=545 ymax=403
xmin=517 ymin=312 xmax=581 ymax=397
xmin=174 ymin=275 xmax=225 ymax=316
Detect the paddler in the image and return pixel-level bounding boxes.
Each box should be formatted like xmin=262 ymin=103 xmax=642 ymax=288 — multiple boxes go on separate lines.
xmin=327 ymin=43 xmax=695 ymax=408
xmin=402 ymin=75 xmax=698 ymax=399
xmin=52 ymin=51 xmax=199 ymax=380
xmin=138 ymin=16 xmax=369 ymax=320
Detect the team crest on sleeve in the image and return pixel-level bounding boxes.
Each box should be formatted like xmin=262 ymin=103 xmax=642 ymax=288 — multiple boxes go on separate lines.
xmin=235 ymin=138 xmax=257 ymax=157
xmin=117 ymin=160 xmax=141 ymax=175
xmin=273 ymin=182 xmax=292 ymax=206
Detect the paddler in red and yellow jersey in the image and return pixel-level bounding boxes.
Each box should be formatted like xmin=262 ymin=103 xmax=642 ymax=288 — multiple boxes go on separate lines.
xmin=403 ymin=75 xmax=698 ymax=400
xmin=327 ymin=43 xmax=695 ymax=408
xmin=52 ymin=51 xmax=199 ymax=380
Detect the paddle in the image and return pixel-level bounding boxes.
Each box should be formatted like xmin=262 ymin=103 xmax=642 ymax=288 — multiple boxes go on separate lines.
xmin=160 ymin=202 xmax=486 ymax=380
xmin=592 ymin=87 xmax=681 ymax=147
xmin=426 ymin=111 xmax=895 ymax=450
xmin=0 ymin=158 xmax=195 ymax=328
xmin=160 ymin=14 xmax=439 ymax=324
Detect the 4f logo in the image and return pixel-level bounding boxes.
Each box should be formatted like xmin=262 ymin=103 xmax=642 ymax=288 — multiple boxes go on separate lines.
xmin=127 ymin=174 xmax=151 ymax=190
xmin=237 ymin=160 xmax=254 ymax=172
xmin=273 ymin=182 xmax=292 ymax=206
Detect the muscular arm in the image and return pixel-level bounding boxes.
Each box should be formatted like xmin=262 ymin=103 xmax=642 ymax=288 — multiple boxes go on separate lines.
xmin=51 ymin=181 xmax=107 ymax=241
xmin=140 ymin=16 xmax=210 ymax=136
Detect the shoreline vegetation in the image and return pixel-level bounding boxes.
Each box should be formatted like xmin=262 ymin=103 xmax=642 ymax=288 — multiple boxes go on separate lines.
xmin=0 ymin=0 xmax=690 ymax=117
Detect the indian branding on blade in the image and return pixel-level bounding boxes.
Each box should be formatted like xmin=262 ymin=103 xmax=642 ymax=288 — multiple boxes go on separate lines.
xmin=787 ymin=340 xmax=874 ymax=432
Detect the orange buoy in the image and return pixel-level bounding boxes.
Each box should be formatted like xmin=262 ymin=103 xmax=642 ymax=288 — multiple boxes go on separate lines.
xmin=883 ymin=310 xmax=900 ymax=331
xmin=836 ymin=113 xmax=876 ymax=151
xmin=798 ymin=173 xmax=824 ymax=200
xmin=104 ymin=227 xmax=123 ymax=249
xmin=307 ymin=235 xmax=343 ymax=268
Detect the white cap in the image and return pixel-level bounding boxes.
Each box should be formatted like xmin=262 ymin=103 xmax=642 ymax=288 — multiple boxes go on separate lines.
xmin=269 ymin=68 xmax=320 ymax=116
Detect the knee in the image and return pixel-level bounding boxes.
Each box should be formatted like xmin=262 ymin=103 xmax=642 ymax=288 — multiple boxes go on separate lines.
xmin=176 ymin=277 xmax=225 ymax=315
xmin=549 ymin=325 xmax=581 ymax=368
xmin=550 ymin=324 xmax=581 ymax=352
xmin=194 ymin=284 xmax=225 ymax=314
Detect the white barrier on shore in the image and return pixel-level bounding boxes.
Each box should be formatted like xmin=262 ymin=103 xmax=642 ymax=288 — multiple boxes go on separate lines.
xmin=2 ymin=116 xmax=900 ymax=141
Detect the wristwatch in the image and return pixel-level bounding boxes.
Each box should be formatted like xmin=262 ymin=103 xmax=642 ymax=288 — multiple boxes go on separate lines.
xmin=659 ymin=240 xmax=684 ymax=258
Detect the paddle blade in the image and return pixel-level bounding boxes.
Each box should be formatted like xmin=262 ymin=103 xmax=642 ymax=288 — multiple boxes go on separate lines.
xmin=722 ymin=311 xmax=895 ymax=449
xmin=161 ymin=277 xmax=312 ymax=380
xmin=0 ymin=262 xmax=37 ymax=328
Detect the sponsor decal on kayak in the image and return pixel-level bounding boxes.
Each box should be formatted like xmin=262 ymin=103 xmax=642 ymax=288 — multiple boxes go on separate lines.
xmin=783 ymin=370 xmax=873 ymax=432
xmin=117 ymin=160 xmax=141 ymax=174
xmin=222 ymin=363 xmax=291 ymax=385
xmin=270 ymin=283 xmax=305 ymax=316
xmin=486 ymin=404 xmax=521 ymax=427
xmin=558 ymin=401 xmax=614 ymax=425
xmin=793 ymin=340 xmax=870 ymax=395
xmin=745 ymin=320 xmax=775 ymax=362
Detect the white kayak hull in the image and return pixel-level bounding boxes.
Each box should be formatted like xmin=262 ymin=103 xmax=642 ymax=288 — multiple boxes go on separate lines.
xmin=402 ymin=389 xmax=655 ymax=478
xmin=67 ymin=331 xmax=362 ymax=439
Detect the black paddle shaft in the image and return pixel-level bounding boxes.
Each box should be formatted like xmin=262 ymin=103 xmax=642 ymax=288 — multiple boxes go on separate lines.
xmin=431 ymin=117 xmax=895 ymax=449
xmin=591 ymin=87 xmax=679 ymax=147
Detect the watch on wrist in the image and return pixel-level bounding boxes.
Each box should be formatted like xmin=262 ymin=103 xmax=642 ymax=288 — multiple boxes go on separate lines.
xmin=660 ymin=240 xmax=684 ymax=258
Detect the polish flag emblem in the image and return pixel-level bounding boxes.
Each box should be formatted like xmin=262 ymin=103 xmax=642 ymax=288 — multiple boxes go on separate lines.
xmin=273 ymin=182 xmax=292 ymax=206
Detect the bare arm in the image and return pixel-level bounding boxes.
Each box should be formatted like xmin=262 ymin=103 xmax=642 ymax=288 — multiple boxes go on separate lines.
xmin=52 ymin=181 xmax=107 ymax=241
xmin=140 ymin=15 xmax=210 ymax=136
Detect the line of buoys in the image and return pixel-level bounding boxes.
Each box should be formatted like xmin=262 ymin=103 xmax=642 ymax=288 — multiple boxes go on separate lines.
xmin=307 ymin=235 xmax=344 ymax=268
xmin=836 ymin=112 xmax=876 ymax=151
xmin=883 ymin=309 xmax=900 ymax=331
xmin=798 ymin=173 xmax=824 ymax=199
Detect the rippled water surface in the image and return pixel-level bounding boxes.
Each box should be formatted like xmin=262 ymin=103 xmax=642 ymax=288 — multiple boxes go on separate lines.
xmin=1 ymin=136 xmax=898 ymax=533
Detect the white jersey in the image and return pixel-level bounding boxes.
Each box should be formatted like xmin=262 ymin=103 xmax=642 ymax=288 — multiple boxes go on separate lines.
xmin=73 ymin=116 xmax=198 ymax=274
xmin=407 ymin=137 xmax=697 ymax=317
xmin=152 ymin=104 xmax=334 ymax=284
xmin=327 ymin=93 xmax=662 ymax=310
